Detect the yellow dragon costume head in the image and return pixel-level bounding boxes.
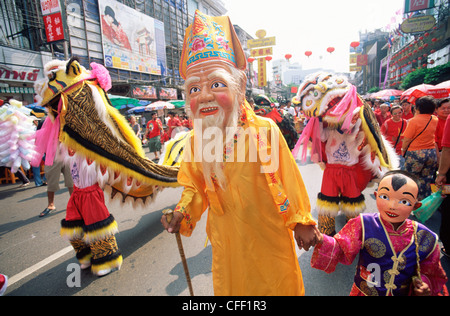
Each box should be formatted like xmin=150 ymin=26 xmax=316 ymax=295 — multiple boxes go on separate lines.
xmin=33 ymin=57 xmax=181 ymax=207
xmin=292 ymin=72 xmax=398 ymax=179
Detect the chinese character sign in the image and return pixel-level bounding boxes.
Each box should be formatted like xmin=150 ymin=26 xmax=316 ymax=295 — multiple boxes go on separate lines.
xmin=44 ymin=12 xmax=65 ymax=43
xmin=258 ymin=58 xmax=267 ymax=87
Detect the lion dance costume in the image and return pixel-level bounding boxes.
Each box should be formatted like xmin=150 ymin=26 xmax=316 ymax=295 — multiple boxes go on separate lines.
xmin=292 ymin=73 xmax=398 ymax=236
xmin=32 ymin=57 xmax=181 ymax=275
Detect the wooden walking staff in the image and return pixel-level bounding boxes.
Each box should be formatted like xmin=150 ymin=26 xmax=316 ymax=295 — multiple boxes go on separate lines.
xmin=163 ymin=209 xmax=194 ymax=296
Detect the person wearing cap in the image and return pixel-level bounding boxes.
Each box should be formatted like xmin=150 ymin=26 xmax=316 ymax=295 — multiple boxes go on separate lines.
xmin=161 ymin=10 xmax=319 ymax=296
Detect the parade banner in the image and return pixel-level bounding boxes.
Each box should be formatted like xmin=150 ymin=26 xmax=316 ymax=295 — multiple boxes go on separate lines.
xmin=98 ymin=0 xmax=167 ymax=75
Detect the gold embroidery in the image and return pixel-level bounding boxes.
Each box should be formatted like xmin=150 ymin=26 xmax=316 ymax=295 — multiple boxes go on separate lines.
xmin=364 ymin=238 xmax=387 ymax=258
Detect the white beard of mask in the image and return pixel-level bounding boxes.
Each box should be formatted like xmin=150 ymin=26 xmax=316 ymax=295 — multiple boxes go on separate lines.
xmin=192 ymin=99 xmax=240 ymax=191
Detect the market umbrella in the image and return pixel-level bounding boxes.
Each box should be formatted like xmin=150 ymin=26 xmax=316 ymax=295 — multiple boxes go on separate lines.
xmin=371 ymin=89 xmax=403 ymax=100
xmin=169 ymin=100 xmax=185 ymax=108
xmin=126 ymin=106 xmax=147 ymax=114
xmin=436 ymin=80 xmax=450 ymax=89
xmin=107 ymin=94 xmax=140 ymax=110
xmin=145 ymin=100 xmax=175 ymax=111
xmin=401 ymin=84 xmax=449 ymax=103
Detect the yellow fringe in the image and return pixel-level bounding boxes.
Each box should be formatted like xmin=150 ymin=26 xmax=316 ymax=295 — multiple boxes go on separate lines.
xmin=78 ymin=253 xmax=92 ymax=265
xmin=316 ymin=199 xmax=340 ymax=215
xmin=84 ymin=220 xmax=119 ymax=244
xmin=60 ymin=226 xmax=84 ymax=241
xmin=91 ymin=255 xmax=123 ymax=275
xmin=359 ymin=104 xmax=390 ymax=168
xmin=61 ymin=132 xmax=180 ymax=189
xmin=100 ymin=88 xmax=146 ymax=158
xmin=341 ymin=201 xmax=366 ymax=217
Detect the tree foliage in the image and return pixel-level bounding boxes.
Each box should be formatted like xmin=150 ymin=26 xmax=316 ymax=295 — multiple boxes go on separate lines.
xmin=400 ymin=62 xmax=450 ymax=90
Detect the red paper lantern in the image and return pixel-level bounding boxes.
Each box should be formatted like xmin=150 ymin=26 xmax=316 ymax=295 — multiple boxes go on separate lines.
xmin=432 ymin=38 xmax=438 ymax=42
xmin=305 ymin=51 xmax=312 ymax=57
xmin=285 ymin=54 xmax=292 ymax=60
xmin=247 ymin=57 xmax=255 ymax=63
xmin=350 ymin=41 xmax=360 ymax=48
xmin=265 ymin=56 xmax=272 ymax=61
xmin=327 ymin=47 xmax=335 ymax=53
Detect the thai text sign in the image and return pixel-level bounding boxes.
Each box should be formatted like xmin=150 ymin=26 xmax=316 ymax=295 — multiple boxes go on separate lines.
xmin=401 ymin=15 xmax=436 ymax=33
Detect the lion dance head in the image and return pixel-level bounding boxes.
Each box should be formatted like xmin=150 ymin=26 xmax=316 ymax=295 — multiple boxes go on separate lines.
xmin=33 ymin=57 xmax=180 ymax=208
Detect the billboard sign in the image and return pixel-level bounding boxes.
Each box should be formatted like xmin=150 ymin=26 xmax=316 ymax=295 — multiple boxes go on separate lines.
xmin=98 ymin=0 xmax=167 ymax=75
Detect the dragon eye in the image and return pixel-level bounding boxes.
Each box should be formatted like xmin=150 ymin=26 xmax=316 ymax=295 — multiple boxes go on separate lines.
xmin=48 ymin=71 xmax=57 ymax=81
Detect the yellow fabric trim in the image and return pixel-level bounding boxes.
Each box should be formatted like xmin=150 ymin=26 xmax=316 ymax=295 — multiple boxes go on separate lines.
xmin=316 ymin=199 xmax=340 ymax=214
xmin=359 ymin=104 xmax=390 ymax=168
xmin=84 ymin=220 xmax=119 ymax=244
xmin=61 ymin=132 xmax=180 ymax=189
xmin=60 ymin=226 xmax=84 ymax=241
xmin=99 ymin=89 xmax=145 ymax=158
xmin=91 ymin=255 xmax=123 ymax=275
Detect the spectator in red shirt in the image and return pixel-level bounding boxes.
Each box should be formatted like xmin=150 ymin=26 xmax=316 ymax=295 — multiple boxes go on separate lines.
xmin=160 ymin=125 xmax=170 ymax=144
xmin=145 ymin=112 xmax=163 ymax=160
xmin=401 ymin=99 xmax=414 ymax=121
xmin=381 ymin=105 xmax=408 ymax=168
xmin=435 ymin=98 xmax=450 ymax=152
xmin=436 ymin=114 xmax=450 ymax=258
xmin=167 ymin=111 xmax=182 ymax=138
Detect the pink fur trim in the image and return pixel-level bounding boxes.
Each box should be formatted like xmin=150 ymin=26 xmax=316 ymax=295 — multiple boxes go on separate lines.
xmin=89 ymin=62 xmax=112 ymax=91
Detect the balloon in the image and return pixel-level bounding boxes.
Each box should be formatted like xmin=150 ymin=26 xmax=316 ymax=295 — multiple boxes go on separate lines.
xmin=327 ymin=47 xmax=335 ymax=53
xmin=305 ymin=51 xmax=312 ymax=57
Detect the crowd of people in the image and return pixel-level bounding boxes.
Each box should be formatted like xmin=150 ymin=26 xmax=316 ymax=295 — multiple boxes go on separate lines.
xmin=129 ymin=110 xmax=192 ymax=161
xmin=366 ymin=96 xmax=449 ymax=200
xmin=366 ymin=95 xmax=450 ymax=260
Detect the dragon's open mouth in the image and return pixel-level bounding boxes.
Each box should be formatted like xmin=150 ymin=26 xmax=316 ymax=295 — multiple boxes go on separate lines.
xmin=325 ymin=96 xmax=343 ymax=116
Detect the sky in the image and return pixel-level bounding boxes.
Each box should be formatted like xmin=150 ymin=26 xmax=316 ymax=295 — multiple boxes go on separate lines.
xmin=221 ymin=0 xmax=406 ymax=73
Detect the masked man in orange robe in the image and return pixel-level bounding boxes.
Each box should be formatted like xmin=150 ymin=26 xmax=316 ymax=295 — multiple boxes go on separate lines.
xmin=161 ymin=10 xmax=320 ymax=296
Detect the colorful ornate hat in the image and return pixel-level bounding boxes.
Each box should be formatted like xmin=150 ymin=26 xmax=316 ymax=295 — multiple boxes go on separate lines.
xmin=179 ymin=10 xmax=247 ymax=79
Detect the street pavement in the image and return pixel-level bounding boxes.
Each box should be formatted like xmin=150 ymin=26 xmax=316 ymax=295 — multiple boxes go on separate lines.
xmin=1 ymin=150 xmax=449 ymax=296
